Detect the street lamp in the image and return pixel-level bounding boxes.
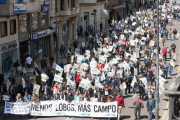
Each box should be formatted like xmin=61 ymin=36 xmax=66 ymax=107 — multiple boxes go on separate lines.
xmin=91 ymin=12 xmax=96 ymax=33
xmin=156 ymin=0 xmax=160 ymax=119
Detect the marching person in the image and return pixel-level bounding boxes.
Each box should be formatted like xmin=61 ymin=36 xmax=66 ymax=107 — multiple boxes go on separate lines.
xmin=30 ymin=93 xmax=40 ymax=119
xmin=133 ymin=95 xmax=144 ymax=120
xmin=114 ymin=93 xmax=125 ymax=120
xmin=49 ymin=54 xmax=54 ymax=68
xmin=146 ymin=95 xmax=156 ymax=120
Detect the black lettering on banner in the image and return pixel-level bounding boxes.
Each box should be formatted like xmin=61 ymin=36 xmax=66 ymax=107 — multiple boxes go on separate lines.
xmin=87 ymin=104 xmax=91 ymax=112
xmin=94 ymin=105 xmax=97 ymax=112
xmin=31 ymin=104 xmax=36 ymax=111
xmin=59 ymin=103 xmax=62 ymax=111
xmin=49 ymin=104 xmax=52 ymax=112
xmin=71 ymin=104 xmax=74 ymax=111
xmin=108 ymin=105 xmax=111 ymax=112
xmin=36 ymin=105 xmax=40 ymax=111
xmin=112 ymin=105 xmax=116 ymax=113
xmin=63 ymin=103 xmax=66 ymax=111
xmin=40 ymin=105 xmax=45 ymax=111
xmin=78 ymin=104 xmax=84 ymax=112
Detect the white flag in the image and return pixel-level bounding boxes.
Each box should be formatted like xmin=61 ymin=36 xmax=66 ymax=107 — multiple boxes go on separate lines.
xmin=22 ymin=77 xmax=26 ymax=88
xmin=67 ymin=79 xmax=75 ymax=88
xmin=120 ymin=82 xmax=126 ymax=89
xmin=53 ymin=74 xmax=63 ymax=83
xmin=41 ymin=74 xmax=49 ymax=82
xmin=7 ymin=79 xmax=11 ymax=91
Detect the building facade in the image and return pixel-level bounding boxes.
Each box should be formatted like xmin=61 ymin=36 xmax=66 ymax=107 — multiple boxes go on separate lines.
xmin=50 ymin=0 xmax=79 ymax=51
xmin=0 ymin=16 xmax=19 ymax=75
xmin=78 ymin=0 xmax=107 ymax=34
xmin=0 ymin=0 xmax=53 ymax=66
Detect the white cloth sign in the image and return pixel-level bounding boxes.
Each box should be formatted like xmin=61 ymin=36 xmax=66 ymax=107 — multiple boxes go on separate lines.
xmin=67 ymin=79 xmax=75 ymax=88
xmin=4 ymin=102 xmax=31 ymax=115
xmin=95 ymin=79 xmax=104 ymax=89
xmin=41 ymin=74 xmax=49 ymax=82
xmin=120 ymin=82 xmax=126 ymax=89
xmin=159 ymin=84 xmax=165 ymax=95
xmin=22 ymin=77 xmax=26 ymax=88
xmin=3 ymin=95 xmax=10 ymax=101
xmin=29 ymin=101 xmax=117 ymax=117
xmin=54 ymin=74 xmax=63 ymax=83
xmin=79 ymin=79 xmax=92 ymax=90
xmin=7 ymin=79 xmax=11 ymax=91
xmin=53 ymin=62 xmax=63 ymax=73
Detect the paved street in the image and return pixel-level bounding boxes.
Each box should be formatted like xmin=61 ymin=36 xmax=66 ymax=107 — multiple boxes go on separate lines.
xmin=0 ymin=19 xmax=180 ymax=120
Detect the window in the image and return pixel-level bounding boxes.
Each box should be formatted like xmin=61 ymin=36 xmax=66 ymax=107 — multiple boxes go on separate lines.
xmin=10 ymin=19 xmax=16 ymax=35
xmin=32 ymin=13 xmax=38 ymax=30
xmin=71 ymin=0 xmax=75 ymax=10
xmin=60 ymin=0 xmax=64 ymax=11
xmin=19 ymin=15 xmax=28 ymax=33
xmin=1 ymin=21 xmax=7 ymax=37
xmin=41 ymin=12 xmax=47 ymax=26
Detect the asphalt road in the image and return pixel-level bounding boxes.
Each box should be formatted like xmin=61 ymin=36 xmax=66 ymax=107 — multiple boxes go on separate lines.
xmin=0 ymin=20 xmax=180 ymax=120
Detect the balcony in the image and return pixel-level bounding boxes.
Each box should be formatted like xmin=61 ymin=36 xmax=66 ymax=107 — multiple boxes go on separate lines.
xmin=59 ymin=8 xmax=79 ymax=16
xmin=79 ymin=0 xmax=105 ymax=4
xmin=0 ymin=0 xmax=41 ymax=16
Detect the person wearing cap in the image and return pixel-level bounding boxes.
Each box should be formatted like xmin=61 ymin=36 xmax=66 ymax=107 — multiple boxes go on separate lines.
xmin=114 ymin=93 xmax=125 ymax=120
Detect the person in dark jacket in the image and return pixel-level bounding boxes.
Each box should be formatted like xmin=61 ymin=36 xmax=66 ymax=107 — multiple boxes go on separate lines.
xmin=40 ymin=55 xmax=47 ymax=69
xmin=43 ymin=91 xmax=51 ymax=101
xmin=24 ymin=84 xmax=32 ymax=95
xmin=66 ymin=91 xmax=74 ymax=102
xmin=60 ymin=44 xmax=66 ymax=59
xmin=42 ymin=83 xmax=51 ymax=94
xmin=98 ymin=95 xmax=106 ymax=102
xmin=49 ymin=54 xmax=54 ymax=68
xmin=0 ymin=72 xmax=4 ymax=94
xmin=73 ymin=39 xmax=78 ymax=51
xmin=138 ymin=80 xmax=145 ymax=99
xmin=12 ymin=83 xmax=19 ymax=101
xmin=18 ymin=82 xmax=24 ymax=96
xmin=9 ymin=74 xmax=15 ymax=85
xmin=52 ymin=90 xmax=60 ymax=100
xmin=124 ymin=74 xmax=132 ymax=95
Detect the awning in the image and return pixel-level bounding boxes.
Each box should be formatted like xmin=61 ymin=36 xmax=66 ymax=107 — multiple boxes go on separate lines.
xmin=106 ymin=3 xmax=125 ymax=9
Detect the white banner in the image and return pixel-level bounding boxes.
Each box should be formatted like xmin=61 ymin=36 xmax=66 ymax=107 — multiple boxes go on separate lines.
xmin=4 ymin=102 xmax=31 ymax=115
xmin=30 ymin=101 xmax=117 ymax=117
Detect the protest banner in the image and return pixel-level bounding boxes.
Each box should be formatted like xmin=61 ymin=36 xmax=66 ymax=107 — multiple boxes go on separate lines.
xmin=41 ymin=73 xmax=49 ymax=82
xmin=120 ymin=82 xmax=126 ymax=89
xmin=64 ymin=64 xmax=72 ymax=73
xmin=7 ymin=79 xmax=11 ymax=91
xmin=131 ymin=77 xmax=137 ymax=87
xmin=33 ymin=84 xmax=40 ymax=96
xmin=159 ymin=84 xmax=165 ymax=95
xmin=54 ymin=74 xmax=63 ymax=83
xmin=53 ymin=62 xmax=64 ymax=73
xmin=4 ymin=102 xmax=31 ymax=115
xmin=29 ymin=101 xmax=117 ymax=117
xmin=95 ymin=79 xmax=104 ymax=89
xmin=3 ymin=95 xmax=10 ymax=101
xmin=169 ymin=59 xmax=175 ymax=68
xmin=22 ymin=77 xmax=26 ymax=88
xmin=67 ymin=79 xmax=75 ymax=88
xmin=79 ymin=79 xmax=92 ymax=90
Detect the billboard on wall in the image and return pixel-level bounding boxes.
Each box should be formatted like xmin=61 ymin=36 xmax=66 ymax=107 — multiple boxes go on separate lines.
xmin=14 ymin=4 xmax=26 ymax=13
xmin=101 ymin=9 xmax=109 ymax=19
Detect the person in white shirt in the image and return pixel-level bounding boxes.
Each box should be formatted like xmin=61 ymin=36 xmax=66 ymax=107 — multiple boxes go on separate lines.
xmin=91 ymin=94 xmax=98 ymax=102
xmin=26 ymin=56 xmax=32 ymax=68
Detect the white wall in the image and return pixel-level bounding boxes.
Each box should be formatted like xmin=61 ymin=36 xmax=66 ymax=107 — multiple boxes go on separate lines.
xmin=78 ymin=4 xmax=106 ymax=32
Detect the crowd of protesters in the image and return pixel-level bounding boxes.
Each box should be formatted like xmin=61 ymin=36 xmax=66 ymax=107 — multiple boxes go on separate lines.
xmin=0 ymin=2 xmax=180 ymax=120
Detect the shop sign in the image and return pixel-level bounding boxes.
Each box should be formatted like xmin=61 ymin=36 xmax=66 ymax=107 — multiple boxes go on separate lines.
xmin=14 ymin=4 xmax=26 ymax=13
xmin=31 ymin=29 xmax=53 ymax=40
xmin=100 ymin=9 xmax=109 ymax=19
xmin=41 ymin=5 xmax=50 ymax=12
xmin=44 ymin=0 xmax=50 ymax=5
xmin=1 ymin=41 xmax=17 ymax=51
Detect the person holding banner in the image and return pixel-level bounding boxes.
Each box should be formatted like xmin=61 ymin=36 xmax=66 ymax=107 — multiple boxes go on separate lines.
xmin=30 ymin=93 xmax=40 ymax=119
xmin=52 ymin=90 xmax=60 ymax=100
xmin=15 ymin=93 xmax=23 ymax=119
xmin=3 ymin=91 xmax=10 ymax=120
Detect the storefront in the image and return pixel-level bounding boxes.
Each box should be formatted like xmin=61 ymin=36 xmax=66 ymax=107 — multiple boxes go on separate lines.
xmin=0 ymin=40 xmax=19 ymax=75
xmin=30 ymin=29 xmax=53 ymax=62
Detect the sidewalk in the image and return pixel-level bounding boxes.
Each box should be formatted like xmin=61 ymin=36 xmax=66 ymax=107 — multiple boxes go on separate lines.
xmin=36 ymin=37 xmax=87 ymax=69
